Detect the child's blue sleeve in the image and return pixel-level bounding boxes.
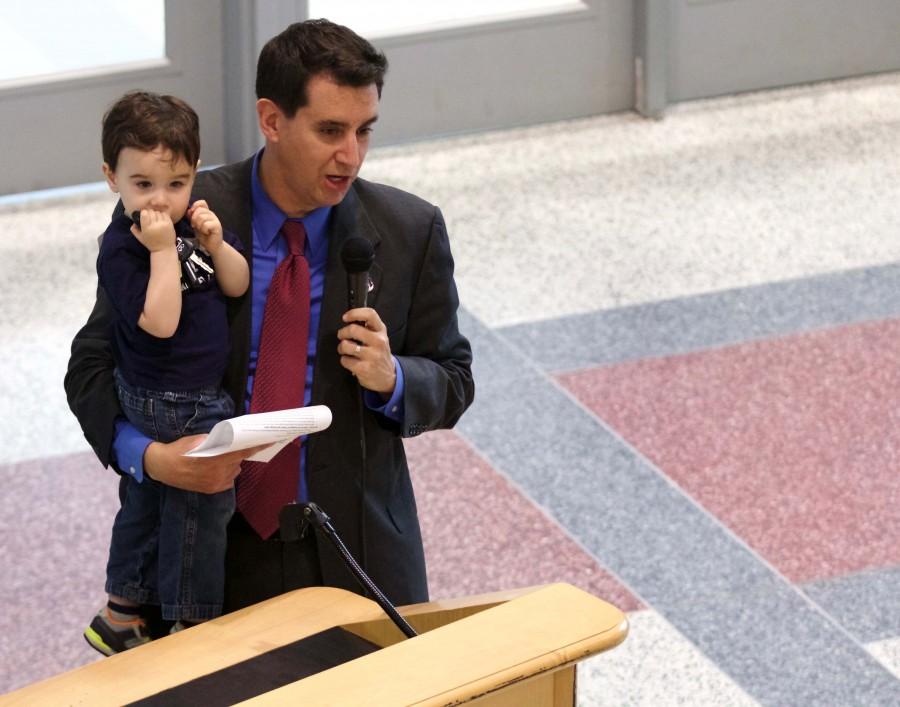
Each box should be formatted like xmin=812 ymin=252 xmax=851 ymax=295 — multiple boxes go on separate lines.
xmin=223 ymin=227 xmax=244 ymax=253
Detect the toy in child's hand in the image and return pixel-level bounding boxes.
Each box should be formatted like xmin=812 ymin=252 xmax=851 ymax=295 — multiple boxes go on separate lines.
xmin=176 ymin=235 xmax=216 ymax=292
xmin=128 ymin=209 xmax=214 ymax=291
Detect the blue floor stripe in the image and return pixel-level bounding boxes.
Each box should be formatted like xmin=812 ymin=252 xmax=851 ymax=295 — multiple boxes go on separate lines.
xmin=457 ymin=306 xmax=900 ymax=705
xmin=498 ymin=263 xmax=900 ymax=372
xmin=803 ymin=566 xmax=900 ymax=644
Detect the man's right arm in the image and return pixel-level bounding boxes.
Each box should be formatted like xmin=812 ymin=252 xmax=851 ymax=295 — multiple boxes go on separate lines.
xmin=64 ymin=285 xmax=123 ymax=467
xmin=115 ymin=418 xmax=246 ymax=493
xmin=65 ymin=284 xmax=248 ymax=492
xmin=114 ymin=419 xmax=152 ymax=481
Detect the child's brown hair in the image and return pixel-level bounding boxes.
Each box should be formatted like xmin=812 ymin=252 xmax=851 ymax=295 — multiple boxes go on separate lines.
xmin=101 ymin=91 xmax=200 ymax=171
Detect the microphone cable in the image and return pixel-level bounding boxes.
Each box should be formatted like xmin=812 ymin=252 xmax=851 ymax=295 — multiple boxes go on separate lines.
xmin=340 ymin=237 xmax=376 ymax=582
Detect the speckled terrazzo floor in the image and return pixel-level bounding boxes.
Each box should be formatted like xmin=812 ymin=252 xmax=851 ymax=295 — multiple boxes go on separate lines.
xmin=4 ymin=71 xmax=900 ymax=705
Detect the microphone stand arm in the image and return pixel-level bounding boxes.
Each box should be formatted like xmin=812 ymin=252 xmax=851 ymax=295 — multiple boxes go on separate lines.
xmin=301 ymin=502 xmax=418 ymax=640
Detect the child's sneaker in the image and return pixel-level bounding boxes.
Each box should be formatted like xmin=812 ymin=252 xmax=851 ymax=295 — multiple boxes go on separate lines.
xmin=84 ymin=607 xmax=150 ymax=656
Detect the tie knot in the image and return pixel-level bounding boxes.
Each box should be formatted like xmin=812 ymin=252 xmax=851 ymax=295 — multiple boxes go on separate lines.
xmin=282 ymin=220 xmax=307 ymax=255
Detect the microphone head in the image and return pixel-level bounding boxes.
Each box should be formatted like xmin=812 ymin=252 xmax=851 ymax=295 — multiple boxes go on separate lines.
xmin=341 ymin=237 xmax=375 ymax=273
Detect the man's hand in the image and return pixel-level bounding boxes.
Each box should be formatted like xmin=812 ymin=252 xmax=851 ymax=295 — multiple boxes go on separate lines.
xmin=337 ymin=307 xmax=396 ymax=395
xmin=188 ymin=200 xmax=224 ymax=255
xmin=143 ymin=435 xmax=265 ymax=494
xmin=132 ymin=209 xmax=177 ymax=252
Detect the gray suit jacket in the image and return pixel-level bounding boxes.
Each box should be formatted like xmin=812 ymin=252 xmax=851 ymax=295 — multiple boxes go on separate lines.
xmin=66 ymin=157 xmax=474 ymax=606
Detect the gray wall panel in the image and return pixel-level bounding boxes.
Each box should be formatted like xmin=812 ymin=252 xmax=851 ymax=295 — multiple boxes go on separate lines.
xmin=0 ymin=1 xmax=225 ymax=195
xmin=8 ymin=1 xmax=900 ymax=194
xmin=670 ymin=0 xmax=900 ymax=101
xmin=373 ymin=4 xmax=634 ymax=144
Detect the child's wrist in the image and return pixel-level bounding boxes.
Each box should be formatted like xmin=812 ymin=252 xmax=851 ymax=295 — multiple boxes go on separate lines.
xmin=147 ymin=243 xmax=178 ymax=255
xmin=204 ymin=239 xmax=224 ymax=256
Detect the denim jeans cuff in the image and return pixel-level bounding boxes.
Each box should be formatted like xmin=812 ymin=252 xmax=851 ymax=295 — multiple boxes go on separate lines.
xmin=105 ymin=581 xmax=158 ymax=606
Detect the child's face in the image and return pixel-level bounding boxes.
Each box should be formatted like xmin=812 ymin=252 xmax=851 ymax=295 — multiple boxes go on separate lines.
xmin=103 ymin=145 xmax=196 ymax=223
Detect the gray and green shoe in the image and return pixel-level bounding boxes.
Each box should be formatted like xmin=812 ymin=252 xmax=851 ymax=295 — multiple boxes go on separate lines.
xmin=84 ymin=607 xmax=150 ymax=656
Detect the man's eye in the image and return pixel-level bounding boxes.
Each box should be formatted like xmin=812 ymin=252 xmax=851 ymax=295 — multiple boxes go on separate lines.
xmin=359 ymin=127 xmax=373 ymax=136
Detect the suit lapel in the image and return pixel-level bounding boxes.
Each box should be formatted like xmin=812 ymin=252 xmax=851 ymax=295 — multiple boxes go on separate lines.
xmin=323 ymin=184 xmax=382 ymax=320
xmin=200 ymin=157 xmax=255 ymax=411
xmin=307 ymin=184 xmax=380 ymax=410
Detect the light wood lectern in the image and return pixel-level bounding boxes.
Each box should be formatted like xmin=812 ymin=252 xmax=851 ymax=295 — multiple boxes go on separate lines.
xmin=2 ymin=583 xmax=628 ymax=706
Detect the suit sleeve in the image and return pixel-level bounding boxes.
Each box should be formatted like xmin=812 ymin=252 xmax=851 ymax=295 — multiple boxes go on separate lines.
xmin=396 ymin=207 xmax=474 ymax=437
xmin=64 ymin=273 xmax=122 ymax=469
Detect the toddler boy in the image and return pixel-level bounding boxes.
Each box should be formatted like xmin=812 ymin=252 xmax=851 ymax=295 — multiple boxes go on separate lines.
xmin=83 ymin=91 xmax=249 ymax=655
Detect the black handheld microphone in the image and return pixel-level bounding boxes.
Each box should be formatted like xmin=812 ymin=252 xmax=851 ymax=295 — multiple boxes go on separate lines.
xmin=340 ymin=237 xmax=375 ymax=309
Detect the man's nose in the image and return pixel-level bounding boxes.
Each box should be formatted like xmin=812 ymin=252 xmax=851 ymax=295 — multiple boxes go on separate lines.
xmin=336 ymin=134 xmax=362 ymax=168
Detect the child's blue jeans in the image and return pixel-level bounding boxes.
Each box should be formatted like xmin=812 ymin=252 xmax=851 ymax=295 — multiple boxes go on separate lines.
xmin=105 ymin=369 xmax=235 ymax=622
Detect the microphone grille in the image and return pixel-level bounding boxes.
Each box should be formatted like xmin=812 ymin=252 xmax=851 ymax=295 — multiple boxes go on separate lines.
xmin=341 ymin=237 xmax=375 ymax=273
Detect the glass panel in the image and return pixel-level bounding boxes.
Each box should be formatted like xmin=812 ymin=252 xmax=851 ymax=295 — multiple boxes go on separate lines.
xmin=309 ymin=0 xmax=588 ymax=38
xmin=0 ymin=1 xmax=165 ymax=84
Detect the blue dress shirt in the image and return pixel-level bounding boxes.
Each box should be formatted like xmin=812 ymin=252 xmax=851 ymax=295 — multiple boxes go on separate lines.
xmin=113 ymin=151 xmax=405 ymax=500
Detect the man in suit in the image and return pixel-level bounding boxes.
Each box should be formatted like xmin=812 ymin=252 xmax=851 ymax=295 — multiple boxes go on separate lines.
xmin=65 ymin=19 xmax=474 ymax=633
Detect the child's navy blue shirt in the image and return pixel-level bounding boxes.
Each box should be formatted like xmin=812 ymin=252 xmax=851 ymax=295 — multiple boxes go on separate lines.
xmin=97 ymin=213 xmax=244 ymax=391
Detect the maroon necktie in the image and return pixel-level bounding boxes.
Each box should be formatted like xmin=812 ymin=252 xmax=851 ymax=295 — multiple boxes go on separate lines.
xmin=237 ymin=220 xmax=310 ymax=539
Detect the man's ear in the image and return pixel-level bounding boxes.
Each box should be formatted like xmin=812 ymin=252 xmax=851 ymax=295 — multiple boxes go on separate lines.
xmin=101 ymin=163 xmax=119 ymax=193
xmin=257 ymin=98 xmax=282 ymax=143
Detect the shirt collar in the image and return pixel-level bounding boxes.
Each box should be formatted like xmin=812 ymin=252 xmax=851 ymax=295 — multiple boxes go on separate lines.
xmin=250 ymin=149 xmax=331 ymax=256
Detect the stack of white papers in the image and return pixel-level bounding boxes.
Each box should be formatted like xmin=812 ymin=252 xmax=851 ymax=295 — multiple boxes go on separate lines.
xmin=184 ymin=406 xmax=332 ymax=462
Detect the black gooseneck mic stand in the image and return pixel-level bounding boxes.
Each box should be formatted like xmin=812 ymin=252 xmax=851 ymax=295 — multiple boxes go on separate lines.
xmin=340 ymin=237 xmax=376 ymax=577
xmin=281 ymin=502 xmax=418 ymax=640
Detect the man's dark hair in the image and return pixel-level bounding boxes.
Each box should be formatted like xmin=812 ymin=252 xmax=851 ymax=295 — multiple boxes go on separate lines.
xmin=101 ymin=91 xmax=200 ymax=171
xmin=256 ymin=19 xmax=388 ymax=117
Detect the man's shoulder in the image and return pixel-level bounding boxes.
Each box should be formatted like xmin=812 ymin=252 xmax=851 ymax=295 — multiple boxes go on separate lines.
xmin=194 ymin=157 xmax=254 ymax=196
xmin=193 ymin=157 xmax=255 ymax=233
xmin=352 ymin=177 xmax=436 ymax=216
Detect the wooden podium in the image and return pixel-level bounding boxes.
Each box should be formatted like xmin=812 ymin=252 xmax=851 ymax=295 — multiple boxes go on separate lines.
xmin=1 ymin=583 xmax=628 ymax=706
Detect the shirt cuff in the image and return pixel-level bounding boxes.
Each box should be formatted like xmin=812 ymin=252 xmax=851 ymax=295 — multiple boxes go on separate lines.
xmin=112 ymin=418 xmax=153 ymax=483
xmin=363 ymin=356 xmax=405 ymax=423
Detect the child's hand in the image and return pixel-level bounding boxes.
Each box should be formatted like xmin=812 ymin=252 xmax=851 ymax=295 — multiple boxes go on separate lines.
xmin=188 ymin=200 xmax=223 ymax=255
xmin=132 ymin=210 xmax=176 ymax=252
